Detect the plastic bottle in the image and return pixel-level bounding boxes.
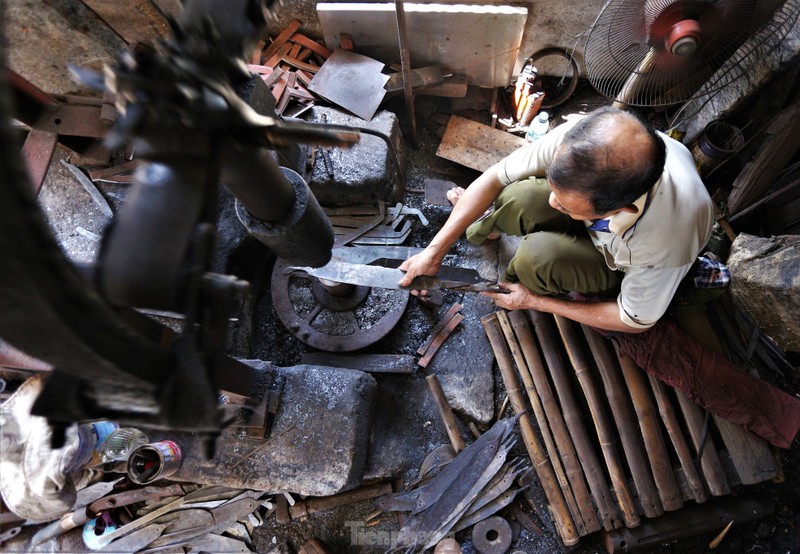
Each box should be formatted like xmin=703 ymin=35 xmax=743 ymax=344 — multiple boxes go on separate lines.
xmin=71 ymin=420 xmax=120 ymax=470
xmin=102 ymin=427 xmax=149 ymax=462
xmin=526 ymin=111 xmax=550 ymax=142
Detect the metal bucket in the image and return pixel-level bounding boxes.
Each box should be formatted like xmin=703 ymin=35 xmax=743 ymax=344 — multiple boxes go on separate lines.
xmin=126 ymin=440 xmax=182 ymax=485
xmin=691 ymin=121 xmax=744 ymax=176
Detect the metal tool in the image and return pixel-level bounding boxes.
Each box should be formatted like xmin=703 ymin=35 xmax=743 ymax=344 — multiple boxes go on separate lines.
xmin=289 ymin=259 xmax=508 ymax=293
xmin=472 ymin=516 xmax=513 ymax=554
xmin=60 ymin=159 xmax=114 ymax=218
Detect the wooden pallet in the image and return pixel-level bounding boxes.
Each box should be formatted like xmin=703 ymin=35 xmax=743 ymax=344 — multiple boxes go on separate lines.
xmin=483 ymin=309 xmax=780 ymax=546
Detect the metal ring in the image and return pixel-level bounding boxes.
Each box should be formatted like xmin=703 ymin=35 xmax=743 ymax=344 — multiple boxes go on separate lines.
xmin=528 ymin=47 xmax=580 ymax=110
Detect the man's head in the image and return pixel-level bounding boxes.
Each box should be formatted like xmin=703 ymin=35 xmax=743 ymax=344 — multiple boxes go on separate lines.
xmin=547 ymin=107 xmax=666 ymax=219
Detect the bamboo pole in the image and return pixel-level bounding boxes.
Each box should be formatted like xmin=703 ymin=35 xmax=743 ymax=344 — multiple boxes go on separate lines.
xmin=555 ymin=316 xmax=640 ymax=529
xmin=507 ymin=310 xmax=600 ymax=535
xmin=481 ymin=312 xmax=580 ymax=546
xmin=612 ymin=346 xmax=685 ymax=511
xmin=528 ymin=310 xmax=622 ymax=531
xmin=496 ymin=311 xmax=589 ymax=536
xmin=647 ymin=374 xmax=709 ymax=504
xmin=426 ymin=374 xmax=466 ymax=454
xmin=581 ymin=325 xmax=665 ymax=518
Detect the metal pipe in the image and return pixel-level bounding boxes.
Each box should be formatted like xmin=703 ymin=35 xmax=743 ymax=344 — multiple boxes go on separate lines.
xmin=219 ymin=143 xmax=295 ymax=222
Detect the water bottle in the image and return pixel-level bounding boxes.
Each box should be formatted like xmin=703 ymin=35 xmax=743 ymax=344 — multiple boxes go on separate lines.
xmin=71 ymin=420 xmax=119 ymax=470
xmin=102 ymin=427 xmax=149 ymax=462
xmin=526 ymin=111 xmax=550 ymax=142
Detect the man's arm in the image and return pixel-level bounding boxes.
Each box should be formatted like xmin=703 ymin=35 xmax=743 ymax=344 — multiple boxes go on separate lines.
xmin=484 ymin=282 xmax=649 ymax=333
xmin=398 ymin=168 xmax=505 ymax=286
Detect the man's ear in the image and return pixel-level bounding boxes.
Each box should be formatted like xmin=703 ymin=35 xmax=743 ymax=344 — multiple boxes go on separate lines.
xmin=618 ymin=204 xmax=639 ymax=214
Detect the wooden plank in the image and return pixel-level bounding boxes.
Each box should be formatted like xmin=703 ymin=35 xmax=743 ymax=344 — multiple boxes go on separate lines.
xmin=676 ymin=310 xmax=779 ymax=485
xmin=436 ymin=115 xmax=526 ymax=172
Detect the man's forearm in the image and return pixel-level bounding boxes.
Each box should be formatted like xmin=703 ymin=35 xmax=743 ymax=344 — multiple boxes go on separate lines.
xmin=426 ymin=168 xmax=505 ymax=258
xmin=533 ymin=296 xmax=647 ymax=333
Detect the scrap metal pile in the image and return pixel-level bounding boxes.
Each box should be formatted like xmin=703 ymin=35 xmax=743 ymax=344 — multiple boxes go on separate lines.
xmin=375 ymin=416 xmax=530 ymax=553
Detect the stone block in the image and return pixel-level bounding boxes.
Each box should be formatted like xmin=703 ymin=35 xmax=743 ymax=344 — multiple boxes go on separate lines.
xmin=303 ymin=106 xmax=406 ymax=207
xmin=727 ymin=233 xmax=800 ymax=352
xmin=162 ymin=361 xmax=377 ymax=496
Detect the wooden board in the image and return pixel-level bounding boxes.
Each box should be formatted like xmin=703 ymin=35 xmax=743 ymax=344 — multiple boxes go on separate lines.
xmin=436 ymin=115 xmax=526 ymax=172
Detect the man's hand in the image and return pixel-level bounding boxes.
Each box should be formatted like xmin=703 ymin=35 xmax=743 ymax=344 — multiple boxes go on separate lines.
xmin=398 ymin=248 xmax=443 ymax=293
xmin=482 ymin=281 xmax=540 ymax=310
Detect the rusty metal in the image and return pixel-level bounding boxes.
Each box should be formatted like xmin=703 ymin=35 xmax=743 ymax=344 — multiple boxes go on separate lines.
xmin=418 ymin=303 xmax=462 ymax=356
xmin=271 ymin=257 xmax=409 ymax=352
xmin=418 ymin=313 xmax=464 ymax=368
xmin=289 ymin=482 xmax=393 ymax=520
xmin=471 ymin=516 xmax=513 ymax=554
xmin=20 ymin=129 xmax=58 ymax=195
xmin=603 ymin=494 xmax=775 ymax=553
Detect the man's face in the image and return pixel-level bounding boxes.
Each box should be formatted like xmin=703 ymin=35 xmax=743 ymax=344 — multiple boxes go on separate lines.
xmin=547 ymin=185 xmax=603 ymax=221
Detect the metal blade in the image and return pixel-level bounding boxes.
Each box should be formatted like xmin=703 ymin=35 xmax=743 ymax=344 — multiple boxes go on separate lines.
xmin=288 ymin=260 xmax=507 ymax=293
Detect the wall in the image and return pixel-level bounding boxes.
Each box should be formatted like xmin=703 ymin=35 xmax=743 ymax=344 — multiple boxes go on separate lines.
xmin=264 ymin=0 xmax=608 ymax=80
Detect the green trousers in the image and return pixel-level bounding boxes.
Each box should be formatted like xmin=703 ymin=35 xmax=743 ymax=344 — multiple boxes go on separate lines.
xmin=466 ymin=177 xmax=623 ymax=296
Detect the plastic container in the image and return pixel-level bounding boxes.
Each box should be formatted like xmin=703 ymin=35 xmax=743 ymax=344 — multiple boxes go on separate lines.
xmin=526 ymin=111 xmax=550 ymax=141
xmin=102 ymin=428 xmax=149 ymax=462
xmin=71 ymin=420 xmax=119 ymax=470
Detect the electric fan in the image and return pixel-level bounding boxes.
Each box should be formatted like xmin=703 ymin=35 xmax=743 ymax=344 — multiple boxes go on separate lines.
xmin=584 ymin=0 xmax=758 ymax=107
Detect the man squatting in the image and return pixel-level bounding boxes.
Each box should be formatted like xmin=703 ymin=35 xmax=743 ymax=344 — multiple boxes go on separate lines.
xmin=398 ymin=106 xmax=714 ymax=333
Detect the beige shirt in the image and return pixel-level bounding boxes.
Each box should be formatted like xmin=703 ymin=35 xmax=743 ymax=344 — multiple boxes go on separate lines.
xmin=494 ymin=123 xmax=714 ymax=329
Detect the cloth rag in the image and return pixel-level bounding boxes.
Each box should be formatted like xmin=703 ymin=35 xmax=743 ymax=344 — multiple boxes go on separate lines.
xmin=608 ymin=319 xmax=800 ymax=449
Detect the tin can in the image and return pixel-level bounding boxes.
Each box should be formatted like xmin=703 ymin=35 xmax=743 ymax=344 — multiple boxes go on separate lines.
xmin=126 ymin=440 xmax=182 ymax=485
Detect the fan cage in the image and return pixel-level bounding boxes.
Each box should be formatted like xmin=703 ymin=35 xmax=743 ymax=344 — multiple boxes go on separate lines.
xmin=585 ymin=0 xmax=757 ymax=106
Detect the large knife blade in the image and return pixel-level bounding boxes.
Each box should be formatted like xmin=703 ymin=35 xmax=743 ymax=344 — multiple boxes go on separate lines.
xmin=288 ymin=259 xmax=508 ymax=293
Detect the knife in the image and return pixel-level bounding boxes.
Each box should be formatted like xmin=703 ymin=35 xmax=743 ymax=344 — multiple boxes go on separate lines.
xmin=288 ymin=259 xmax=509 ymax=293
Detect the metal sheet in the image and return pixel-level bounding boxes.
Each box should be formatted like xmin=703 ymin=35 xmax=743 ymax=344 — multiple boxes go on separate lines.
xmin=308 ymin=49 xmax=389 ymax=120
xmin=317 ymin=3 xmax=528 ymax=87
